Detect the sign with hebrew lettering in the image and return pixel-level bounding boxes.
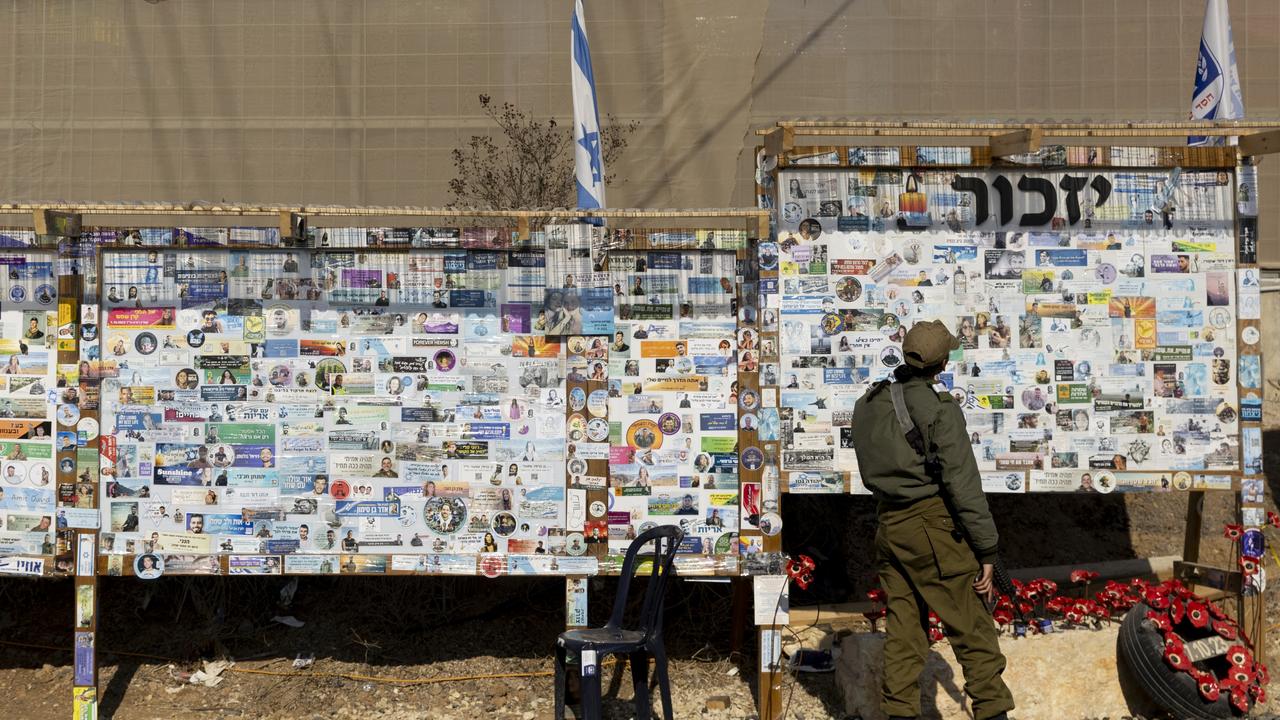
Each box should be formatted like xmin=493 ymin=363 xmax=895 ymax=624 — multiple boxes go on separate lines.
xmin=770 ymin=168 xmax=1243 ymax=493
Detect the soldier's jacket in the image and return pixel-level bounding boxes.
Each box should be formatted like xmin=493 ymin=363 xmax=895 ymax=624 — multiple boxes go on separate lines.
xmin=851 ymin=375 xmax=1000 ymax=564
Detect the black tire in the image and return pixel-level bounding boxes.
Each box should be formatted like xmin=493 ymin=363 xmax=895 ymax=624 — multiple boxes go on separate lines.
xmin=1116 ymin=602 xmax=1237 ymax=719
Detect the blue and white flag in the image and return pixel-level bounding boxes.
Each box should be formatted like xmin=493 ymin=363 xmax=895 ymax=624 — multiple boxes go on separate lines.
xmin=1189 ymin=0 xmax=1244 ymax=146
xmin=571 ymin=0 xmax=606 ymax=211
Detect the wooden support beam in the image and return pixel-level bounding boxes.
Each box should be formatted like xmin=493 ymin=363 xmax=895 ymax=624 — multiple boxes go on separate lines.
xmin=33 ymin=209 xmax=81 ymax=238
xmin=989 ymin=128 xmax=1043 ymax=158
xmin=279 ymin=211 xmax=307 ymax=242
xmin=763 ymin=126 xmax=794 ymax=156
xmin=1173 ymin=561 xmax=1244 ymax=594
xmin=1183 ymin=490 xmax=1205 ymax=563
xmin=1238 ymin=129 xmax=1280 ymax=156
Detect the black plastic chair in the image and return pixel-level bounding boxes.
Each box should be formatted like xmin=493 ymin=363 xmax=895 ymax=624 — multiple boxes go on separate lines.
xmin=555 ymin=525 xmax=684 ymax=720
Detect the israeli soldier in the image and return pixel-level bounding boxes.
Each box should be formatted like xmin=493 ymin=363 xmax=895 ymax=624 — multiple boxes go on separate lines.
xmin=851 ymin=320 xmax=1015 ymax=720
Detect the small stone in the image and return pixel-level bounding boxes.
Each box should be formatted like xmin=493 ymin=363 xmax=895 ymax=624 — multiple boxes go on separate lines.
xmin=705 ymin=695 xmax=731 ymax=711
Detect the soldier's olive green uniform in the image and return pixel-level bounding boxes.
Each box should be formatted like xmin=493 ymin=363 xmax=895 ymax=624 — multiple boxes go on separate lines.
xmin=852 ymin=374 xmax=1014 ymax=720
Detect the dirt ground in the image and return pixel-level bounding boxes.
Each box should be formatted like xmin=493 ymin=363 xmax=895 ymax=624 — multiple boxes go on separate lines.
xmin=0 ymin=428 xmax=1277 ymax=720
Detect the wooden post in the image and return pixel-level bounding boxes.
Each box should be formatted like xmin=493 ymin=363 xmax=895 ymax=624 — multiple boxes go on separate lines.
xmin=1234 ymin=155 xmax=1267 ymax=665
xmin=738 ymin=214 xmax=784 ymax=720
xmin=50 ymin=217 xmax=100 ymax=720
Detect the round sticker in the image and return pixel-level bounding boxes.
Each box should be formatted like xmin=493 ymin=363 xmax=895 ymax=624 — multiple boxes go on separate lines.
xmin=34 ymin=284 xmax=55 ymax=305
xmin=657 ymin=412 xmax=681 ymax=436
xmin=758 ymin=512 xmax=782 ymax=536
xmin=174 ymin=368 xmax=200 ymax=390
xmin=268 ymin=365 xmax=293 ymax=387
xmin=739 ymin=389 xmax=760 ymax=411
xmin=1172 ymin=472 xmax=1193 ymax=491
xmin=2 ymin=461 xmax=24 ymax=485
xmin=267 ymin=306 xmax=293 ymax=333
xmin=565 ymin=532 xmax=587 ymax=556
xmin=587 ymin=390 xmax=608 ymax=417
xmin=566 ymin=413 xmax=588 ymax=437
xmin=434 ymin=349 xmax=456 ymax=372
xmin=586 ymin=417 xmax=609 ymax=442
xmin=492 ymin=511 xmax=517 ymax=537
xmin=714 ymin=532 xmax=738 ymax=554
xmin=1242 ymin=326 xmax=1260 ymax=345
xmin=741 ymin=447 xmax=764 ymax=471
xmin=880 ymin=345 xmax=903 ymax=368
xmin=567 ymin=336 xmax=588 ymax=356
xmin=56 ymin=404 xmax=80 ymax=427
xmin=134 ymin=332 xmax=158 ymax=355
xmin=134 ymin=553 xmax=164 ymax=580
xmin=329 ymin=479 xmax=351 ymax=500
xmin=58 ymin=457 xmax=74 ymax=475
xmin=8 ymin=286 xmax=24 ymax=302
xmin=423 ymin=496 xmax=467 ymax=534
xmin=313 ymin=358 xmax=347 ymax=390
xmin=1094 ymin=263 xmax=1116 ymax=284
xmin=820 ymin=313 xmax=845 ymax=336
xmin=77 ymin=417 xmax=99 ymax=441
xmin=835 ymin=276 xmax=862 ymax=302
xmin=1208 ymin=307 xmax=1231 ymax=329
xmin=568 ymin=387 xmax=587 ymax=412
xmin=588 ymin=500 xmax=606 ymax=518
xmin=479 ymin=554 xmax=504 ymax=578
xmin=626 ymin=419 xmax=662 ymax=450
xmin=567 ymin=458 xmax=588 ymax=477
xmin=186 ymin=329 xmax=205 ymax=348
xmin=1242 ymin=528 xmax=1264 ymax=559
xmin=1094 ymin=472 xmax=1116 ymax=494
xmin=29 ymin=463 xmax=49 ymax=486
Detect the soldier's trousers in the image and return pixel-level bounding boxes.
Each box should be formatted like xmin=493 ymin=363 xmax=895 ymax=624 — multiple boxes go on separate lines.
xmin=874 ymin=495 xmax=1015 ymax=720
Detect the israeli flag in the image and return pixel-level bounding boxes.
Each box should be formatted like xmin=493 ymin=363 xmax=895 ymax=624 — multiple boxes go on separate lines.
xmin=571 ymin=0 xmax=606 ymax=212
xmin=1189 ymin=0 xmax=1244 ymax=146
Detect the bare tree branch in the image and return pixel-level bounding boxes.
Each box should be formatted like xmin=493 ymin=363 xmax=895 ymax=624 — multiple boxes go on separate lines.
xmin=449 ymin=95 xmax=639 ymax=210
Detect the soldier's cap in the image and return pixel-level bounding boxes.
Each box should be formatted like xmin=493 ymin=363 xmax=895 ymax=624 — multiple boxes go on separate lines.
xmin=902 ymin=319 xmax=960 ymax=369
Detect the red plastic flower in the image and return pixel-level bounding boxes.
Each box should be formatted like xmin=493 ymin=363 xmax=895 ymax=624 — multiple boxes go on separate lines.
xmin=1145 ymin=610 xmax=1172 ymax=632
xmin=1164 ymin=644 xmax=1192 ymax=672
xmin=1069 ymin=569 xmax=1100 ymax=584
xmin=992 ymin=608 xmax=1014 ymax=626
xmin=1212 ymin=619 xmax=1238 ymax=640
xmin=1143 ymin=587 xmax=1171 ymax=609
xmin=1195 ymin=673 xmax=1220 ymax=702
xmin=1268 ymin=510 xmax=1280 ymax=529
xmin=1251 ymin=685 xmax=1266 ymax=704
xmin=1223 ymin=523 xmax=1243 ymax=540
xmin=1256 ymin=663 xmax=1270 ymax=685
xmin=1230 ymin=687 xmax=1251 ymax=713
xmin=1227 ymin=645 xmax=1253 ymax=668
xmin=1228 ymin=667 xmax=1254 ymax=685
xmin=1168 ymin=599 xmax=1185 ymax=624
xmin=1185 ymin=602 xmax=1209 ymax=628
xmin=1240 ymin=557 xmax=1259 ymax=576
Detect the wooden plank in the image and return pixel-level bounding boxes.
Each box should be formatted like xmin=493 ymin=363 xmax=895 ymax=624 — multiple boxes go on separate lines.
xmin=989 ymin=128 xmax=1043 ymax=157
xmin=1239 ymin=129 xmax=1280 ymax=156
xmin=1173 ymin=561 xmax=1244 ymax=594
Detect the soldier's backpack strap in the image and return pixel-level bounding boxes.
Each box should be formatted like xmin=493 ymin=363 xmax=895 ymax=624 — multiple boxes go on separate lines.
xmin=889 ymin=382 xmax=939 ymax=469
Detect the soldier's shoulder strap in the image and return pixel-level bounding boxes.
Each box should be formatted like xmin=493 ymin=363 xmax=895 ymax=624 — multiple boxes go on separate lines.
xmin=889 ymin=382 xmax=934 ymax=462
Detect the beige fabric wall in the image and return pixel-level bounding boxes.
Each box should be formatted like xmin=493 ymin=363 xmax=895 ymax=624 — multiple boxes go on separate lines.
xmin=0 ymin=1 xmax=1277 ymax=258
